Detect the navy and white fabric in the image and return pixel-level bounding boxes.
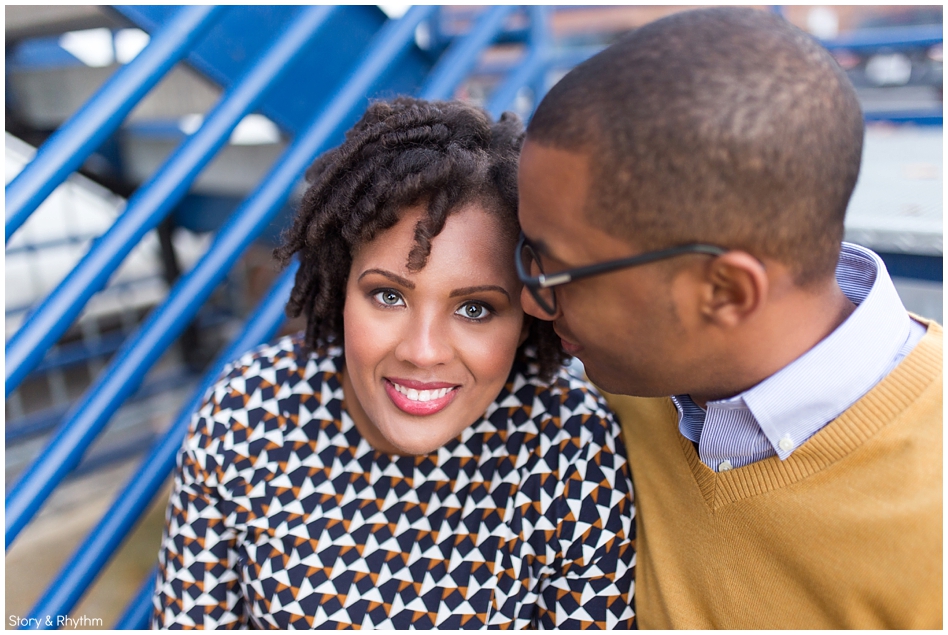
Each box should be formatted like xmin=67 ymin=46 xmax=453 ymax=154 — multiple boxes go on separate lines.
xmin=153 ymin=335 xmax=636 ymax=629
xmin=673 ymin=242 xmax=927 ymax=472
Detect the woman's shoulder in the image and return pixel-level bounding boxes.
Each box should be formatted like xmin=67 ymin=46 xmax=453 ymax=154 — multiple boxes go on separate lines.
xmin=483 ymin=354 xmax=631 ymax=518
xmin=209 ymin=334 xmax=342 ymax=401
xmin=496 ymin=353 xmax=617 ymax=441
xmin=190 ymin=334 xmax=344 ymax=444
xmin=220 ymin=333 xmax=337 ymax=380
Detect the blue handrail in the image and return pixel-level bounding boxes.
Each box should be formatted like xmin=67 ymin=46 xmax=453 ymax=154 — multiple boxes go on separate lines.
xmin=6 ymin=367 xmax=198 ymax=444
xmin=110 ymin=11 xmax=546 ymax=626
xmin=820 ymin=24 xmax=943 ymax=51
xmin=114 ymin=565 xmax=160 ymax=630
xmin=864 ymin=110 xmax=944 ymax=126
xmin=487 ymin=7 xmax=550 ymax=119
xmin=5 ymin=4 xmax=437 ymax=550
xmin=6 ymin=5 xmax=943 ymax=629
xmin=25 ymin=263 xmax=298 ymax=627
xmin=472 ymin=24 xmax=945 ymax=80
xmin=4 ymin=6 xmax=337 ymax=397
xmin=4 ymin=6 xmax=224 ymax=242
xmin=527 ymin=7 xmax=553 ymax=106
xmin=19 ymin=7 xmax=528 ymax=626
xmin=420 ymin=5 xmax=518 ymax=100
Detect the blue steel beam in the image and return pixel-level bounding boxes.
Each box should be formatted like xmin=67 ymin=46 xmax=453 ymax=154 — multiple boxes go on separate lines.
xmin=462 ymin=25 xmax=945 ymax=77
xmin=486 ymin=7 xmax=550 ymax=120
xmin=864 ymin=111 xmax=943 ymax=126
xmin=114 ymin=565 xmax=161 ymax=630
xmin=49 ymin=6 xmax=500 ymax=617
xmin=527 ymin=7 xmax=552 ymax=106
xmin=6 ymin=367 xmax=197 ymax=444
xmin=5 ymin=4 xmax=437 ymax=548
xmin=486 ymin=48 xmax=548 ymax=120
xmin=4 ymin=6 xmax=336 ymax=397
xmin=4 ymin=6 xmax=224 ymax=242
xmin=33 ymin=5 xmax=483 ymax=618
xmin=820 ymin=24 xmax=943 ymax=51
xmin=25 ymin=263 xmax=298 ymax=627
xmin=420 ymin=5 xmax=518 ymax=100
xmin=24 ymin=3 xmax=525 ymax=620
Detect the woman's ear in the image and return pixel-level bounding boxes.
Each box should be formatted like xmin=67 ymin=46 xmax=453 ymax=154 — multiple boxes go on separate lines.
xmin=699 ymin=251 xmax=768 ymax=328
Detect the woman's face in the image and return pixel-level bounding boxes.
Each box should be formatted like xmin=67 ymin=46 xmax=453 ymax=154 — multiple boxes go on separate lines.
xmin=341 ymin=202 xmax=526 ymax=455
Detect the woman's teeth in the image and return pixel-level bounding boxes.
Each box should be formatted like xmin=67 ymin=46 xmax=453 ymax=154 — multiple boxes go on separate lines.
xmin=391 ymin=383 xmax=454 ymax=402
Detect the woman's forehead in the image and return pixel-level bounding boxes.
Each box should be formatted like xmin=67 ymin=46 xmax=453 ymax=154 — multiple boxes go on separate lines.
xmin=351 ymin=204 xmax=518 ymax=283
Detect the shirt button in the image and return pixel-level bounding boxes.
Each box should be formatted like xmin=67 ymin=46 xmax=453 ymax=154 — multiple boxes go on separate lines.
xmin=779 ymin=435 xmax=794 ymax=452
xmin=718 ymin=460 xmax=733 ymax=472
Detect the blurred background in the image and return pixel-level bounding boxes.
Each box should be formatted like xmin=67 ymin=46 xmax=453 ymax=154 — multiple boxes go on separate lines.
xmin=5 ymin=5 xmax=942 ymax=629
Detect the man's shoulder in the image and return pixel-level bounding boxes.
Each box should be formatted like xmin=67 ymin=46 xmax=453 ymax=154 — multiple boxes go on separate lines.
xmin=600 ymin=391 xmax=675 ymax=424
xmin=901 ymin=314 xmax=942 ymax=386
xmin=911 ymin=314 xmax=943 ymax=340
xmin=590 ymin=391 xmax=677 ymax=456
xmin=887 ymin=315 xmax=942 ymax=415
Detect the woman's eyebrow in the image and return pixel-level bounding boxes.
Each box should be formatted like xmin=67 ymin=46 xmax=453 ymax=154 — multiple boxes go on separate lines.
xmin=358 ymin=268 xmax=415 ymax=289
xmin=450 ymin=285 xmax=510 ymax=300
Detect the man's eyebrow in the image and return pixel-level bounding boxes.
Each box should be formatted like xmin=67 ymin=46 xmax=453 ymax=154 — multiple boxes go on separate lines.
xmin=357 ymin=268 xmax=415 ymax=289
xmin=449 ymin=285 xmax=511 ymax=300
xmin=528 ymin=236 xmax=570 ymax=265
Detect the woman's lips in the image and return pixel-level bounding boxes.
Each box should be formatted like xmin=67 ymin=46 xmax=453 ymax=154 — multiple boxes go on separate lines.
xmin=384 ymin=378 xmax=460 ymax=416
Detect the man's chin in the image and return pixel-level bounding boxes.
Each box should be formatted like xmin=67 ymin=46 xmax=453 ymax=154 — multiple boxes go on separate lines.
xmin=582 ymin=359 xmax=667 ymax=398
xmin=581 ymin=361 xmax=627 ymax=395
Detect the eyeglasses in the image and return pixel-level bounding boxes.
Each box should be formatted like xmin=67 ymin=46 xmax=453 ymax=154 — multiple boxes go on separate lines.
xmin=515 ymin=232 xmax=727 ymax=316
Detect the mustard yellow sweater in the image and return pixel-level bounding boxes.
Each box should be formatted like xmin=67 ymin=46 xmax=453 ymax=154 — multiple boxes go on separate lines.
xmin=607 ymin=320 xmax=943 ymax=629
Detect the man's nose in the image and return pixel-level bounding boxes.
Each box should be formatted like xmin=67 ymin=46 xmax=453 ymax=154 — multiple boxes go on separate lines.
xmin=394 ymin=315 xmax=454 ymax=368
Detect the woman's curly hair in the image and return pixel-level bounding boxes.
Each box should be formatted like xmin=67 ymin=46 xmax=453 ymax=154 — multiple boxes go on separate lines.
xmin=274 ymin=97 xmax=567 ymax=381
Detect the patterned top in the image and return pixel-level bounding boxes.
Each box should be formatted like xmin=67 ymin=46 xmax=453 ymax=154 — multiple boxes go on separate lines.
xmin=153 ymin=335 xmax=636 ymax=629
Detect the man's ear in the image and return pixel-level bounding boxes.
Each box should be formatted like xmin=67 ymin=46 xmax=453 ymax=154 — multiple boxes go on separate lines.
xmin=518 ymin=315 xmax=532 ymax=346
xmin=699 ymin=251 xmax=768 ymax=328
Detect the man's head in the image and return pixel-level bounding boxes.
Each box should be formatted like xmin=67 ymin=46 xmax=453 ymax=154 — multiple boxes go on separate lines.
xmin=518 ymin=7 xmax=864 ymax=397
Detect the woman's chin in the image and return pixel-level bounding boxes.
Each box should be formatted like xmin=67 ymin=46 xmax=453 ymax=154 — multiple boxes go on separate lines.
xmin=375 ymin=425 xmax=446 ymax=456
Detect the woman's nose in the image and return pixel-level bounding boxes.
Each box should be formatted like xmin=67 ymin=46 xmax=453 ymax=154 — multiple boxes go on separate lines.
xmin=394 ymin=316 xmax=454 ymax=368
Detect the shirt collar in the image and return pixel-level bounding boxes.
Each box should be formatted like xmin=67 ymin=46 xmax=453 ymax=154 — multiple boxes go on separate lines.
xmin=674 ymin=242 xmax=912 ymax=460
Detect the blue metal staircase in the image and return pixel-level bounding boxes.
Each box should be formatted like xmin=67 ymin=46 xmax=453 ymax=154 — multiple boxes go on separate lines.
xmin=4 ymin=5 xmax=941 ymax=629
xmin=5 ymin=6 xmax=551 ymax=628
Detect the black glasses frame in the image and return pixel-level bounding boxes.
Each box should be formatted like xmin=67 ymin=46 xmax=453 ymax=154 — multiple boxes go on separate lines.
xmin=515 ymin=232 xmax=727 ymax=315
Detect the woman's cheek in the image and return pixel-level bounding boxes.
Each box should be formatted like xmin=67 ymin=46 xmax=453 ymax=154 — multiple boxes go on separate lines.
xmin=343 ymin=297 xmax=388 ymax=362
xmin=458 ymin=315 xmax=523 ymax=381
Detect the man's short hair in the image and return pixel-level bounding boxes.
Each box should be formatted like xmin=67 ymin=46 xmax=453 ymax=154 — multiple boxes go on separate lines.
xmin=527 ymin=7 xmax=864 ymax=285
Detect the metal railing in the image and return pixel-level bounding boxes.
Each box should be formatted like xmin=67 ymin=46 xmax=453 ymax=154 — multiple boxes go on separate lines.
xmin=7 ymin=5 xmax=550 ymax=629
xmin=13 ymin=5 xmax=934 ymax=629
xmin=4 ymin=6 xmax=337 ymax=396
xmin=4 ymin=6 xmax=224 ymax=242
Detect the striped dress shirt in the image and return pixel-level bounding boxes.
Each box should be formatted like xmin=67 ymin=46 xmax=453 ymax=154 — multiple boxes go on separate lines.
xmin=673 ymin=242 xmax=928 ymax=472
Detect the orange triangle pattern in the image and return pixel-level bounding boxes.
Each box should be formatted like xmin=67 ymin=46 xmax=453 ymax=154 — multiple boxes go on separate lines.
xmin=154 ymin=336 xmax=637 ymax=629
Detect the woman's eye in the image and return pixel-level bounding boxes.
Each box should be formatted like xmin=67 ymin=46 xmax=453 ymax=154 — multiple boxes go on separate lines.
xmin=457 ymin=302 xmax=491 ymax=320
xmin=373 ymin=290 xmax=404 ymax=307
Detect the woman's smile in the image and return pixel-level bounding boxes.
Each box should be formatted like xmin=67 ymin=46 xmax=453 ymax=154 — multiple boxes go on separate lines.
xmin=384 ymin=378 xmax=460 ymax=415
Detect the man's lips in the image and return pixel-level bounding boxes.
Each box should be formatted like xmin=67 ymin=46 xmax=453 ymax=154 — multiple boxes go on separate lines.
xmin=554 ymin=326 xmax=583 ymax=355
xmin=384 ymin=378 xmax=460 ymax=416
